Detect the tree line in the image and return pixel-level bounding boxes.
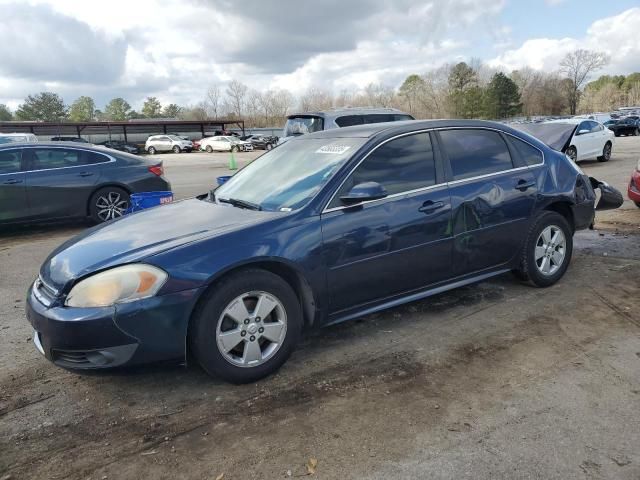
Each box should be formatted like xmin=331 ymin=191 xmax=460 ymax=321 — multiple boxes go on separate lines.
xmin=1 ymin=49 xmax=637 ymax=128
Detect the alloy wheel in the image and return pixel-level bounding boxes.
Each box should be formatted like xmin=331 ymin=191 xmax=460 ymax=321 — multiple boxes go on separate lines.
xmin=216 ymin=291 xmax=287 ymax=368
xmin=95 ymin=191 xmax=129 ymax=221
xmin=603 ymin=143 xmax=611 ymax=160
xmin=534 ymin=225 xmax=566 ymax=276
xmin=566 ymin=147 xmax=577 ymax=162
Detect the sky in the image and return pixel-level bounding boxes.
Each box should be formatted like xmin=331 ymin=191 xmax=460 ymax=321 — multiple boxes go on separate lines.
xmin=0 ymin=0 xmax=639 ymax=111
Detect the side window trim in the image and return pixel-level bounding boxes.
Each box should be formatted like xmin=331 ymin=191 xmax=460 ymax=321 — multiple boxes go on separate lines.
xmin=323 ymin=129 xmax=445 ymax=212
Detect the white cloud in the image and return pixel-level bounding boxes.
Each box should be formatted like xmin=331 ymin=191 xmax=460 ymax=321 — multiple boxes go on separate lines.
xmin=489 ymin=7 xmax=640 ymax=74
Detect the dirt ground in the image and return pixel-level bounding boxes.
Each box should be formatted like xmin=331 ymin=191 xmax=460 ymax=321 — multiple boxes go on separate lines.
xmin=1 ymin=139 xmax=639 ymax=480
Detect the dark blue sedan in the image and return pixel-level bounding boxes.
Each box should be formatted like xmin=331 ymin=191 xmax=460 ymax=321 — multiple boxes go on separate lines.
xmin=26 ymin=120 xmax=620 ymax=383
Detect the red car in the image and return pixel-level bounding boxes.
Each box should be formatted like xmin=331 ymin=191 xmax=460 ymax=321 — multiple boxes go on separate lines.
xmin=629 ymin=159 xmax=640 ymax=208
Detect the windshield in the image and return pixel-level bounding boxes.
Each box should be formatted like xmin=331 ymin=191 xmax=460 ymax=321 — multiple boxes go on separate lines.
xmin=214 ymin=137 xmax=365 ymax=211
xmin=283 ymin=116 xmax=324 ymax=137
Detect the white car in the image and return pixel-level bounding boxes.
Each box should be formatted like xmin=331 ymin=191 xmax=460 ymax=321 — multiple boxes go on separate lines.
xmin=547 ymin=119 xmax=614 ymax=162
xmin=199 ymin=136 xmax=253 ymax=153
xmin=145 ymin=134 xmax=193 ymax=154
xmin=0 ymin=133 xmax=38 ymax=144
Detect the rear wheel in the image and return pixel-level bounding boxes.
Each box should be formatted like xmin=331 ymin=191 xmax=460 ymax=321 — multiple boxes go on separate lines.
xmin=190 ymin=269 xmax=302 ymax=383
xmin=597 ymin=142 xmax=611 ymax=162
xmin=512 ymin=211 xmax=573 ymax=287
xmin=205 ymin=145 xmax=213 ymax=153
xmin=89 ymin=186 xmax=130 ymax=223
xmin=566 ymin=146 xmax=577 ymax=162
xmin=172 ymin=145 xmax=181 ymax=153
xmin=147 ymin=146 xmax=156 ymax=155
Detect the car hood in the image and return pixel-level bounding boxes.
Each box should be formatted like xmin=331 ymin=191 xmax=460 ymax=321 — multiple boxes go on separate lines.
xmin=511 ymin=123 xmax=578 ymax=152
xmin=40 ymin=199 xmax=277 ymax=292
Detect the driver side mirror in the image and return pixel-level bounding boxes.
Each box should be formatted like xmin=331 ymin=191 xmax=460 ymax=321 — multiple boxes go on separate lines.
xmin=340 ymin=182 xmax=388 ymax=206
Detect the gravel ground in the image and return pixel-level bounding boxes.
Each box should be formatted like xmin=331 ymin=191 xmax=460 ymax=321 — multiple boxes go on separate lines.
xmin=0 ymin=138 xmax=639 ymax=480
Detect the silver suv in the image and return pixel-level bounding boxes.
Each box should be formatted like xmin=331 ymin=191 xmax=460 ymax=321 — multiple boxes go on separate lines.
xmin=145 ymin=135 xmax=193 ymax=154
xmin=281 ymin=107 xmax=414 ymax=142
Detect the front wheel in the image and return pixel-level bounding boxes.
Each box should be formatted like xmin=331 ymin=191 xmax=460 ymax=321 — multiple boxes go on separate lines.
xmin=205 ymin=145 xmax=213 ymax=153
xmin=566 ymin=146 xmax=577 ymax=162
xmin=265 ymin=143 xmax=273 ymax=151
xmin=634 ymin=128 xmax=639 ymax=136
xmin=231 ymin=145 xmax=239 ymax=153
xmin=512 ymin=211 xmax=573 ymax=288
xmin=190 ymin=269 xmax=302 ymax=383
xmin=147 ymin=146 xmax=156 ymax=155
xmin=597 ymin=142 xmax=611 ymax=162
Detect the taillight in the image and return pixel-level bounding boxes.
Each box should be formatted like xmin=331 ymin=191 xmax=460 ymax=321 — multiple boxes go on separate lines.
xmin=148 ymin=164 xmax=163 ymax=176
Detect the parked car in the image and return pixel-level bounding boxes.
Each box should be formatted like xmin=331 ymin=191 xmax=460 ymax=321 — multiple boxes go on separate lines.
xmin=200 ymin=136 xmax=252 ymax=153
xmin=0 ymin=133 xmax=38 ymax=144
xmin=628 ymin=158 xmax=640 ymax=208
xmin=25 ymin=120 xmax=622 ymax=383
xmin=51 ymin=136 xmax=89 ymax=143
xmin=145 ymin=135 xmax=193 ymax=154
xmin=98 ymin=140 xmax=139 ymax=154
xmin=241 ymin=134 xmax=277 ymax=150
xmin=0 ymin=142 xmax=170 ymax=225
xmin=516 ymin=119 xmax=614 ymax=162
xmin=148 ymin=132 xmax=190 ymax=141
xmin=280 ymin=107 xmax=414 ymax=143
xmin=607 ymin=118 xmax=640 ymax=137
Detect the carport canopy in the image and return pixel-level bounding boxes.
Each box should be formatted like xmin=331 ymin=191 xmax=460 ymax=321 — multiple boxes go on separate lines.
xmin=0 ymin=119 xmax=245 ymax=142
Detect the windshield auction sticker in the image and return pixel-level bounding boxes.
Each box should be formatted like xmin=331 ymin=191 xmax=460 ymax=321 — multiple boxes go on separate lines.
xmin=315 ymin=145 xmax=351 ymax=154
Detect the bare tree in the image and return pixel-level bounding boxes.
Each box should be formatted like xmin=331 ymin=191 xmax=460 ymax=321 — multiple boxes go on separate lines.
xmin=225 ymin=79 xmax=248 ymax=118
xmin=299 ymin=87 xmax=334 ymax=112
xmin=559 ymin=49 xmax=609 ymax=115
xmin=206 ymin=85 xmax=221 ymax=119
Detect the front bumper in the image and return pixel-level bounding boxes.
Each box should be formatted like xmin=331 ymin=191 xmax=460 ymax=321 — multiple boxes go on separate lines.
xmin=26 ymin=283 xmax=201 ymax=370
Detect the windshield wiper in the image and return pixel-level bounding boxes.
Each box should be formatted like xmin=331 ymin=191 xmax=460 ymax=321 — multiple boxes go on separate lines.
xmin=218 ymin=197 xmax=262 ymax=211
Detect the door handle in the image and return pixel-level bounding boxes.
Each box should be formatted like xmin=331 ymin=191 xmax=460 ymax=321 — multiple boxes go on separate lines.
xmin=2 ymin=178 xmax=23 ymax=185
xmin=419 ymin=200 xmax=445 ymax=214
xmin=78 ymin=172 xmax=94 ymax=177
xmin=515 ymin=179 xmax=535 ymax=191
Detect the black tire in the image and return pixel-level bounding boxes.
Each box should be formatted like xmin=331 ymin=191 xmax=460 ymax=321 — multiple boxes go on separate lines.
xmin=597 ymin=141 xmax=612 ymax=162
xmin=265 ymin=143 xmax=273 ymax=151
xmin=190 ymin=269 xmax=302 ymax=383
xmin=566 ymin=146 xmax=577 ymax=162
xmin=172 ymin=145 xmax=181 ymax=153
xmin=231 ymin=145 xmax=239 ymax=153
xmin=614 ymin=132 xmax=620 ymax=137
xmin=89 ymin=186 xmax=130 ymax=224
xmin=147 ymin=146 xmax=156 ymax=155
xmin=512 ymin=211 xmax=573 ymax=288
xmin=635 ymin=201 xmax=640 ymax=209
xmin=205 ymin=145 xmax=213 ymax=153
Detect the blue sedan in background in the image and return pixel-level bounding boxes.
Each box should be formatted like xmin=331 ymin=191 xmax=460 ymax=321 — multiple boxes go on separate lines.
xmin=26 ymin=120 xmax=622 ymax=383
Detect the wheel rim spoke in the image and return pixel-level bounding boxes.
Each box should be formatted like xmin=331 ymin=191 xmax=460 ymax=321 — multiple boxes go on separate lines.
xmin=535 ymin=246 xmax=546 ymax=260
xmin=551 ymin=250 xmax=564 ymax=266
xmin=242 ymin=340 xmax=262 ymax=365
xmin=253 ymin=293 xmax=278 ymax=320
xmin=225 ymin=298 xmax=250 ymax=324
xmin=541 ymin=227 xmax=552 ymax=245
xmin=218 ymin=329 xmax=244 ymax=353
xmin=261 ymin=321 xmax=285 ymax=343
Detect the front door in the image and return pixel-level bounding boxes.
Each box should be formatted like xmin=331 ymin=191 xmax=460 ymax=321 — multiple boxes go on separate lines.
xmin=436 ymin=128 xmax=537 ymax=275
xmin=321 ymin=132 xmax=452 ymax=314
xmin=0 ymin=148 xmax=27 ymax=223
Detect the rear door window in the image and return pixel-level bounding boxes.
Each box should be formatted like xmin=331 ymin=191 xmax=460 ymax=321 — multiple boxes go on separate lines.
xmin=335 ymin=115 xmax=364 ymax=127
xmin=508 ymin=137 xmax=543 ymax=166
xmin=439 ymin=129 xmax=514 ymax=181
xmin=0 ymin=149 xmax=22 ymax=174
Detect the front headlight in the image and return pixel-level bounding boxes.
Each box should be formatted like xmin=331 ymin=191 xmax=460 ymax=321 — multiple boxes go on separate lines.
xmin=65 ymin=264 xmax=168 ymax=308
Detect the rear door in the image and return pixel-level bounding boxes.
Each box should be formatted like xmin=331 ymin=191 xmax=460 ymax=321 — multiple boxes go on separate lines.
xmin=23 ymin=147 xmax=108 ymax=220
xmin=0 ymin=148 xmax=27 ymax=223
xmin=436 ymin=128 xmax=538 ymax=276
xmin=157 ymin=136 xmax=172 ymax=152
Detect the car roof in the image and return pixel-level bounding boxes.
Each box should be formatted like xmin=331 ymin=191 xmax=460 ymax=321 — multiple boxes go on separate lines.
xmin=288 ymin=107 xmax=411 ymax=120
xmin=544 ymin=118 xmax=587 ymax=125
xmin=301 ymin=119 xmax=513 ymax=139
xmin=0 ymin=141 xmax=109 ymax=151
